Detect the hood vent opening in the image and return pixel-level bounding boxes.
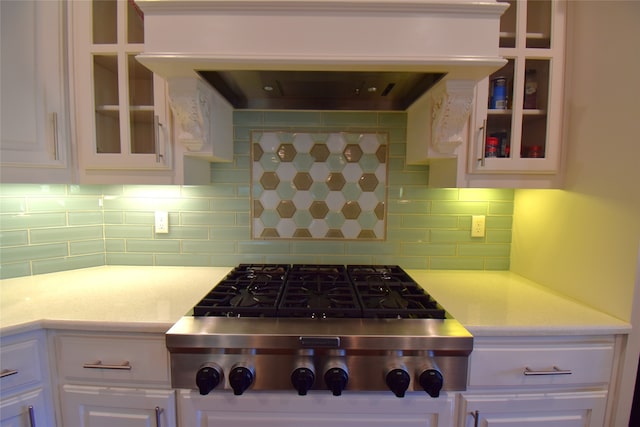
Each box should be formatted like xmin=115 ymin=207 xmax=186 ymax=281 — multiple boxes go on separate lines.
xmin=198 ymin=70 xmax=445 ymax=111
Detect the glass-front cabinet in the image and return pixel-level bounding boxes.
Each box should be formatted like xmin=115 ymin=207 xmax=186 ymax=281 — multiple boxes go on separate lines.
xmin=70 ymin=0 xmax=172 ymax=182
xmin=468 ymin=0 xmax=566 ymax=177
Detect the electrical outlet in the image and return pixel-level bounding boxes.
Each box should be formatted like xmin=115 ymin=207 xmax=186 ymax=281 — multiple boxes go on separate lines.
xmin=155 ymin=211 xmax=169 ymax=234
xmin=471 ymin=215 xmax=485 ymax=237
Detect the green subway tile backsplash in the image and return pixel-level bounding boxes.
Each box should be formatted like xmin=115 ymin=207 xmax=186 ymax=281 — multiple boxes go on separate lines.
xmin=0 ymin=111 xmax=513 ymax=279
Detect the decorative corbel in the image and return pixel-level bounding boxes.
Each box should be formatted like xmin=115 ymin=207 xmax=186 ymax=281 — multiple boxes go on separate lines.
xmin=167 ymin=77 xmax=212 ymax=152
xmin=430 ymin=80 xmax=476 ymax=155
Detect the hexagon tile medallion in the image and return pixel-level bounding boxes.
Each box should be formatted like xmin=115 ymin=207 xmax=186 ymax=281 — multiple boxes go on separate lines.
xmin=251 ymin=131 xmax=388 ymax=240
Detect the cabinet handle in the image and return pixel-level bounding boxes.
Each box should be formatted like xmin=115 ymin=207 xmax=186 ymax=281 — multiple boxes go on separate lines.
xmin=470 ymin=410 xmax=479 ymax=427
xmin=52 ymin=112 xmax=59 ymax=161
xmin=154 ymin=115 xmax=164 ymax=163
xmin=477 ymin=119 xmax=487 ymax=167
xmin=83 ymin=360 xmax=132 ymax=370
xmin=28 ymin=405 xmax=36 ymax=427
xmin=0 ymin=368 xmax=18 ymax=378
xmin=155 ymin=406 xmax=162 ymax=427
xmin=523 ymin=366 xmax=572 ymax=376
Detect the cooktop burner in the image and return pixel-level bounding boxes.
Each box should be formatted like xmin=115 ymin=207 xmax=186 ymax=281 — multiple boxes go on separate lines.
xmin=192 ymin=264 xmax=445 ymax=319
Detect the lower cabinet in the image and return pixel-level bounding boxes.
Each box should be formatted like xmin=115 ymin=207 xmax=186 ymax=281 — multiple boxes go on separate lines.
xmin=0 ymin=388 xmax=50 ymax=427
xmin=177 ymin=390 xmax=455 ymax=427
xmin=59 ymin=385 xmax=175 ymax=427
xmin=0 ymin=330 xmax=55 ymax=427
xmin=458 ymin=391 xmax=607 ymax=427
xmin=458 ymin=335 xmax=617 ymax=427
xmin=4 ymin=328 xmax=618 ymax=427
xmin=52 ymin=331 xmax=176 ymax=427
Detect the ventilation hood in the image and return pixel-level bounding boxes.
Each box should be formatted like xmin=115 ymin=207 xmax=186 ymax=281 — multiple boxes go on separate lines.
xmin=135 ymin=0 xmax=508 ymax=156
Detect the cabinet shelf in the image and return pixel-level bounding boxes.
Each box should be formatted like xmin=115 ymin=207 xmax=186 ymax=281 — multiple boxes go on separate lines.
xmin=95 ymin=105 xmax=154 ymax=112
xmin=500 ymin=32 xmax=550 ymax=44
xmin=488 ymin=109 xmax=547 ymax=116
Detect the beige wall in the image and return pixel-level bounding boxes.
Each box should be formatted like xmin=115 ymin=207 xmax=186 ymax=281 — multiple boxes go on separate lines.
xmin=510 ymin=1 xmax=640 ymax=424
xmin=512 ymin=1 xmax=640 ymax=320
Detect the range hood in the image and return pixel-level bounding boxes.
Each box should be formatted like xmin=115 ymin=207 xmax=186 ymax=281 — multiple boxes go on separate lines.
xmin=135 ymin=0 xmax=508 ymax=156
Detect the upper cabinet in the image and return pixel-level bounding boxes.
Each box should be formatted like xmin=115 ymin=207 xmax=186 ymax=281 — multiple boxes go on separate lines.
xmin=0 ymin=0 xmax=73 ymax=183
xmin=415 ymin=0 xmax=568 ymax=188
xmin=464 ymin=0 xmax=567 ymax=188
xmin=69 ymin=0 xmax=177 ymax=184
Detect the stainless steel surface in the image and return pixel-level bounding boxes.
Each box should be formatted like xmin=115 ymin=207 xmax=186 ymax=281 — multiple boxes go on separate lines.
xmin=167 ymin=316 xmax=472 ymax=394
xmin=82 ymin=360 xmax=132 ymax=370
xmin=198 ymin=70 xmax=445 ymax=111
xmin=0 ymin=368 xmax=18 ymax=378
xmin=523 ymin=366 xmax=573 ymax=376
xmin=28 ymin=405 xmax=35 ymax=427
xmin=52 ymin=112 xmax=58 ymax=161
xmin=155 ymin=406 xmax=162 ymax=427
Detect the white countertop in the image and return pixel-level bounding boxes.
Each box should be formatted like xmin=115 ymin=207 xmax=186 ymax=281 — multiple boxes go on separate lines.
xmin=0 ymin=266 xmax=630 ymax=337
xmin=406 ymin=270 xmax=630 ymax=336
xmin=0 ymin=266 xmax=231 ymax=334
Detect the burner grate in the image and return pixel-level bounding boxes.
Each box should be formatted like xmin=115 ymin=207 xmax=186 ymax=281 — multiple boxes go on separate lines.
xmin=193 ymin=264 xmax=445 ymax=319
xmin=193 ymin=264 xmax=288 ymax=317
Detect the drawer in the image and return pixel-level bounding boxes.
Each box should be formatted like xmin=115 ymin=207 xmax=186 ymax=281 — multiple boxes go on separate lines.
xmin=468 ymin=337 xmax=615 ymax=387
xmin=55 ymin=333 xmax=170 ymax=386
xmin=0 ymin=338 xmax=43 ymax=393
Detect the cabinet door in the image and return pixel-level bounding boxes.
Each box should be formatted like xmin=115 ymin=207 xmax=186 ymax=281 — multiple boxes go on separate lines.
xmin=0 ymin=0 xmax=71 ymax=183
xmin=60 ymin=384 xmax=176 ymax=427
xmin=467 ymin=0 xmax=566 ymax=179
xmin=459 ymin=391 xmax=607 ymax=427
xmin=70 ymin=0 xmax=173 ymax=182
xmin=0 ymin=388 xmax=49 ymax=427
xmin=178 ymin=390 xmax=453 ymax=427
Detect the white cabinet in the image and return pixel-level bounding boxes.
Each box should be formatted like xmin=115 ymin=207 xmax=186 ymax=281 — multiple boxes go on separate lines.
xmin=458 ymin=335 xmax=615 ymax=427
xmin=464 ymin=0 xmax=567 ymax=188
xmin=178 ymin=390 xmax=455 ymax=427
xmin=68 ymin=0 xmax=176 ymax=184
xmin=0 ymin=388 xmax=50 ymax=427
xmin=60 ymin=385 xmax=175 ymax=427
xmin=0 ymin=330 xmax=55 ymax=427
xmin=0 ymin=0 xmax=72 ymax=183
xmin=53 ymin=331 xmax=176 ymax=427
xmin=416 ymin=0 xmax=568 ymax=188
xmin=459 ymin=391 xmax=607 ymax=427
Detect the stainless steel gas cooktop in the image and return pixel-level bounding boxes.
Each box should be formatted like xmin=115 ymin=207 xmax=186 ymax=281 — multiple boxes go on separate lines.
xmin=166 ymin=264 xmax=472 ymax=398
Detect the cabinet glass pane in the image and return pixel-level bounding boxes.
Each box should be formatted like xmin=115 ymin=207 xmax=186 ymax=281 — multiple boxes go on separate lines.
xmin=526 ymin=0 xmax=552 ymax=48
xmin=93 ymin=0 xmax=117 ymax=44
xmin=128 ymin=55 xmax=154 ymax=154
xmin=520 ymin=59 xmax=550 ymax=158
xmin=94 ymin=55 xmax=120 ymax=153
xmin=499 ymin=1 xmax=516 ymax=48
xmin=128 ymin=55 xmax=153 ymax=106
xmin=127 ymin=0 xmax=144 ymax=43
xmin=130 ymin=110 xmax=155 ymax=154
xmin=486 ymin=59 xmax=515 ymax=158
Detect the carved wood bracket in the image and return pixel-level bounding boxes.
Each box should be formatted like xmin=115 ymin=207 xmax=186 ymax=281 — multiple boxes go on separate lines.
xmin=167 ymin=77 xmax=213 ymax=152
xmin=430 ymin=80 xmax=476 ymax=155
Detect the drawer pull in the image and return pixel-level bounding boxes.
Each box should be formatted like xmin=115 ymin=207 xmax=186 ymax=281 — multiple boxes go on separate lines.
xmin=524 ymin=366 xmax=572 ymax=376
xmin=83 ymin=360 xmax=132 ymax=370
xmin=0 ymin=369 xmax=18 ymax=378
xmin=155 ymin=406 xmax=162 ymax=427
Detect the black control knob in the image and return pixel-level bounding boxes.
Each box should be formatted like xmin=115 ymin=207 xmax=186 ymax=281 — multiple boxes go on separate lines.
xmin=386 ymin=368 xmax=411 ymax=398
xmin=195 ymin=365 xmax=222 ymax=396
xmin=229 ymin=366 xmax=255 ymax=395
xmin=419 ymin=369 xmax=444 ymax=398
xmin=324 ymin=367 xmax=348 ymax=396
xmin=291 ymin=367 xmax=315 ymax=396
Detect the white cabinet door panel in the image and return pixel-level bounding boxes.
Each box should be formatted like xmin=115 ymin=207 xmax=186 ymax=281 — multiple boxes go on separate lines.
xmin=60 ymin=385 xmax=176 ymax=427
xmin=459 ymin=391 xmax=607 ymax=427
